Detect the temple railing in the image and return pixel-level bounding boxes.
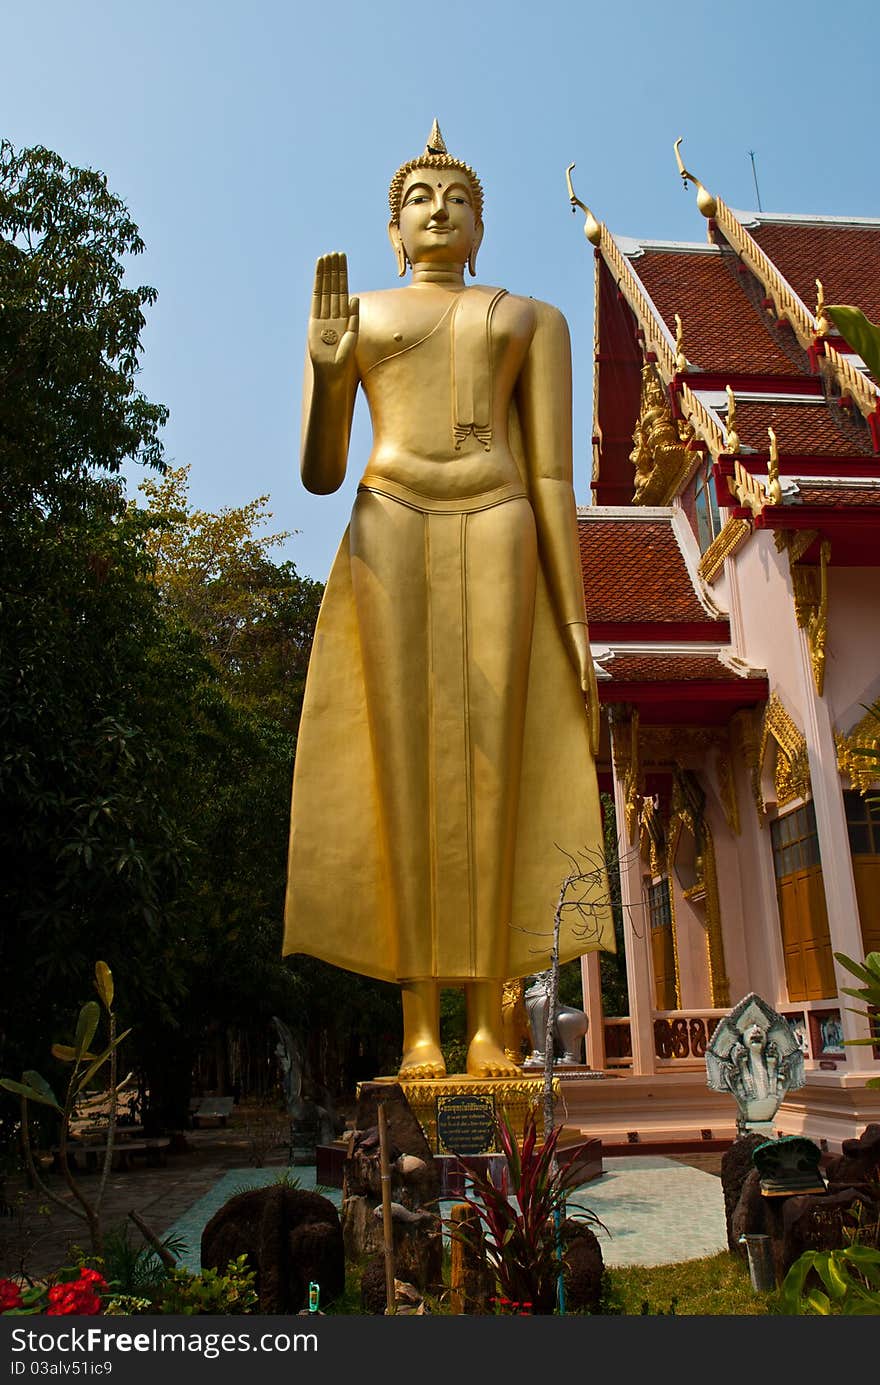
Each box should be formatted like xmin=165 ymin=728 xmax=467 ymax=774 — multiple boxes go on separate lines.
xmin=602 ymin=1010 xmax=727 ymax=1069
xmin=653 ymin=1009 xmax=726 ymax=1065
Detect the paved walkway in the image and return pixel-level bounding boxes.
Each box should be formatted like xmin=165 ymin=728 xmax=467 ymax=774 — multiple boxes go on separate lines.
xmin=1 ymin=1116 xmax=727 ymax=1280
xmin=163 ymin=1154 xmax=727 ymax=1272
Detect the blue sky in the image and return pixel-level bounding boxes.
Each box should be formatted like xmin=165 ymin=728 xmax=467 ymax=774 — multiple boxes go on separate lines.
xmin=4 ymin=0 xmax=879 ymax=580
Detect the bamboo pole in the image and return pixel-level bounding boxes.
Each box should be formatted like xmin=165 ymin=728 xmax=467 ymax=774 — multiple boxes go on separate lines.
xmin=377 ymin=1102 xmax=396 ymax=1315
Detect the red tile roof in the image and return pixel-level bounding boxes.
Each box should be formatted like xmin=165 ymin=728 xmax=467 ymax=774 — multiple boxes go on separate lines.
xmin=732 ymin=400 xmax=873 ymax=456
xmin=750 ymin=220 xmax=880 ymax=325
xmin=794 ymin=484 xmax=880 ymax=508
xmin=631 ymin=248 xmax=802 ymax=377
xmin=598 ymin=653 xmax=746 ymax=683
xmin=579 ymin=515 xmax=712 ymax=624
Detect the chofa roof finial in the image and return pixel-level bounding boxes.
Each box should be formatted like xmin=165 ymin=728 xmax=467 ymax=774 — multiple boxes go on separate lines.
xmin=565 ymin=163 xmax=602 ymax=247
xmin=674 ymin=138 xmax=718 ymax=219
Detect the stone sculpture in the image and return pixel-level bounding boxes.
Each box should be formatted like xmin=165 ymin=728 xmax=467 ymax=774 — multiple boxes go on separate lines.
xmin=706 ymin=992 xmax=805 ymax=1134
xmin=522 ymin=971 xmax=589 ymax=1069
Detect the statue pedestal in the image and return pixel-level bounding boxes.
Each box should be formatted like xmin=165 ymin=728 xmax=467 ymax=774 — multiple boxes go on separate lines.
xmin=361 ymin=1073 xmax=559 ymax=1155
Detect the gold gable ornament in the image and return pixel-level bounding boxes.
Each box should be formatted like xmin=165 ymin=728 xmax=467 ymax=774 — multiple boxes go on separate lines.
xmin=629 ymin=364 xmax=696 ymax=506
xmin=835 ymin=704 xmax=880 ymax=796
xmin=755 ymin=694 xmax=811 ymax=816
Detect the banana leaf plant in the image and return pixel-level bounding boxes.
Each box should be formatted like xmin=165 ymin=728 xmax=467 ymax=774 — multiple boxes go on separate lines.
xmin=779 ymin=1243 xmax=880 ymax=1314
xmin=0 ymin=962 xmax=130 ymax=1254
xmin=826 ymin=305 xmax=880 ymax=379
xmin=449 ymin=1106 xmax=605 ymax=1315
xmin=834 ymin=950 xmax=880 ymax=1090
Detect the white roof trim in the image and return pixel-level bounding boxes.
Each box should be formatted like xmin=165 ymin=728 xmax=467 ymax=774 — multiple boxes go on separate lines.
xmin=577 ymin=505 xmax=673 ymax=520
xmin=730 ymin=208 xmax=880 ymax=229
xmin=671 ymin=508 xmax=727 ymax=619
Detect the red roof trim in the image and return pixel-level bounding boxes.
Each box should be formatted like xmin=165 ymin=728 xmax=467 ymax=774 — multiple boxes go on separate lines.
xmin=754 ymin=505 xmax=880 ymax=529
xmin=598 ymin=678 xmax=769 ymax=705
xmin=589 ymin=621 xmax=730 ymax=642
xmin=681 ymin=373 xmax=823 ymax=397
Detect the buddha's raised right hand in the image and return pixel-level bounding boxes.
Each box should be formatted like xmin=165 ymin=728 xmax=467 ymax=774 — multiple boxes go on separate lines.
xmin=308 ymin=252 xmax=359 ymax=376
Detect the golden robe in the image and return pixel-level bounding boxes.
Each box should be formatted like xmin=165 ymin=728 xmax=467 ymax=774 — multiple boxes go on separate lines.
xmin=283 ymin=289 xmax=613 ymax=983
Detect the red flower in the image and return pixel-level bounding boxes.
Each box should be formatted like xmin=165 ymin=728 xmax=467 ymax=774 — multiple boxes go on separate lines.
xmin=46 ymin=1274 xmax=104 ymax=1317
xmin=0 ymin=1279 xmax=24 ymax=1313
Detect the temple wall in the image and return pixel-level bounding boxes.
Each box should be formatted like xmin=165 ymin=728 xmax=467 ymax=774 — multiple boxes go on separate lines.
xmin=823 ymin=566 xmax=880 ymax=729
xmin=733 ymin=531 xmax=808 ymax=722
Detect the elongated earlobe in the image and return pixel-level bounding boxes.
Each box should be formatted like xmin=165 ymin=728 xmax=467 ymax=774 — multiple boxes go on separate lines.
xmin=388 ymin=222 xmax=408 ymax=278
xmin=468 ymin=222 xmax=484 ymax=277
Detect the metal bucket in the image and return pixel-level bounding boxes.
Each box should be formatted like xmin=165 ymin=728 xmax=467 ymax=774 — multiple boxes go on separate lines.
xmin=739 ymin=1234 xmax=776 ymax=1293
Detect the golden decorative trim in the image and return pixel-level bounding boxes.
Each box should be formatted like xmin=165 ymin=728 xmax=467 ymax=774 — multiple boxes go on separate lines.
xmin=702 ymin=825 xmax=730 ymax=1007
xmin=677 ymin=380 xmax=727 ymax=459
xmin=823 ymin=338 xmax=880 ymax=426
xmin=815 ymin=279 xmax=830 ymax=339
xmin=715 ymin=746 xmax=741 ymax=837
xmin=725 ymin=385 xmax=741 ymax=454
xmin=663 ymin=824 xmax=684 ymax=1010
xmin=674 ymin=313 xmax=688 ymax=373
xmin=731 ymin=455 xmax=775 ymax=518
xmin=767 ymin=428 xmax=783 ymax=506
xmin=639 ymin=794 xmax=666 ymax=877
xmin=711 ymin=198 xmax=816 ymax=351
xmin=676 ymin=176 xmax=879 ymax=425
xmin=789 ymin=539 xmax=831 ymax=696
xmin=501 ymin=978 xmax=529 ymax=1064
xmin=598 ymin=231 xmax=677 ymax=380
xmin=836 ymin=706 xmax=880 ymax=795
xmin=373 ymin=1074 xmax=559 ymax=1151
xmin=756 ymin=693 xmax=811 ymax=815
xmin=698 ymin=516 xmax=752 ymax=584
xmin=591 ymin=254 xmax=602 ymax=488
xmin=610 ymin=705 xmax=642 ymax=843
xmin=630 ymin=363 xmax=696 ymax=505
xmin=667 ymin=771 xmax=729 ymax=1008
xmin=775 ymin=527 xmax=818 ymax=562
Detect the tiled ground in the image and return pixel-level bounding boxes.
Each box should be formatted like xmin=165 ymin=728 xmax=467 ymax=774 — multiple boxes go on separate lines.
xmin=164 ymin=1154 xmax=727 ymax=1272
xmin=1 ymin=1114 xmax=727 ymax=1280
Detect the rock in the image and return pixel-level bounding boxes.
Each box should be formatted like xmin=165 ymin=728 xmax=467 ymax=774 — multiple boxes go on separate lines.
xmin=730 ymin=1168 xmax=767 ymax=1247
xmin=562 ymin=1218 xmax=604 ymax=1314
xmin=350 ymin=1082 xmax=438 ymax=1203
xmin=826 ymin=1123 xmax=880 ymax=1195
xmin=721 ymin=1134 xmax=767 ymax=1254
xmin=201 ymin=1186 xmax=344 ymax=1314
xmin=780 ymin=1187 xmax=877 ymax=1275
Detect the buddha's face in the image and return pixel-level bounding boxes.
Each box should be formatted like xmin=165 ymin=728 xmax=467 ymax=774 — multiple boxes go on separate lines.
xmin=391 ymin=166 xmax=483 ymax=271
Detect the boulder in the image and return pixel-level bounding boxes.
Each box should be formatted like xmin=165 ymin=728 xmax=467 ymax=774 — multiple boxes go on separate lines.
xmin=201 ymin=1185 xmax=344 ymax=1314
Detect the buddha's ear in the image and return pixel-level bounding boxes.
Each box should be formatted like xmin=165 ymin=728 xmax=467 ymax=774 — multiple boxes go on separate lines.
xmin=468 ymin=221 xmax=484 ymax=277
xmin=388 ymin=221 xmax=408 ymax=278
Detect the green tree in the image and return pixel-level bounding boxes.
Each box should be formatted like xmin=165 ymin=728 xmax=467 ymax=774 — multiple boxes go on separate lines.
xmin=0 ymin=142 xmax=198 ymax=1132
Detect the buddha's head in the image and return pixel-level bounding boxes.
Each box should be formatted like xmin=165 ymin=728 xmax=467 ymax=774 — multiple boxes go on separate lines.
xmin=388 ymin=121 xmax=484 ymax=277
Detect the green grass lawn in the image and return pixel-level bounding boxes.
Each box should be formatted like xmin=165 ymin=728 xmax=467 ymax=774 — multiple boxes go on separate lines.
xmin=329 ymin=1250 xmax=781 ymax=1315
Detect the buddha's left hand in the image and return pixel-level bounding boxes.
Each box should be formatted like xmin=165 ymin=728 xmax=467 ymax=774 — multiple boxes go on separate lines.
xmin=566 ymin=622 xmax=600 ymax=756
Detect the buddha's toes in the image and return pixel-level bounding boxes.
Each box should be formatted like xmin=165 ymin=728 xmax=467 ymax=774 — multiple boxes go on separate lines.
xmin=465 ymin=1036 xmax=521 ymax=1080
xmin=399 ymin=1041 xmax=446 ymax=1081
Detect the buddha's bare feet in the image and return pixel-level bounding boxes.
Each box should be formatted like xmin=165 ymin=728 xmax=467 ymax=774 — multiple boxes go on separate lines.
xmin=399 ymin=1040 xmax=447 ymax=1081
xmin=466 ymin=1033 xmax=521 ymax=1079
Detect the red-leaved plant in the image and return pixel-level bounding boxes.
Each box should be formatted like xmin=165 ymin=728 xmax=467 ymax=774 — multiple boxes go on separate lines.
xmin=451 ymin=1107 xmax=605 ymax=1315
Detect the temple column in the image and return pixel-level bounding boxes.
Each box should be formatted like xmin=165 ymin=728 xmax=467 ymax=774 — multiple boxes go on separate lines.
xmin=609 ymin=709 xmax=656 ymax=1075
xmin=798 ymin=630 xmax=876 ymax=1070
xmin=580 ymin=951 xmax=605 ymax=1069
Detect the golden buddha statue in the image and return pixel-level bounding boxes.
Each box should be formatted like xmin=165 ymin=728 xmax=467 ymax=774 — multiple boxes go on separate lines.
xmin=283 ymin=123 xmax=613 ymax=1080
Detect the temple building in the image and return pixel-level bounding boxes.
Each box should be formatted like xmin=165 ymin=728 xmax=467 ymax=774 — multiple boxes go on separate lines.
xmin=566 ymin=155 xmax=880 ymax=1153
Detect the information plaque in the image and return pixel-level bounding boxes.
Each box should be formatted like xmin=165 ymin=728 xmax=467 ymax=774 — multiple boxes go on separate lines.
xmin=435 ymin=1091 xmax=497 ymax=1155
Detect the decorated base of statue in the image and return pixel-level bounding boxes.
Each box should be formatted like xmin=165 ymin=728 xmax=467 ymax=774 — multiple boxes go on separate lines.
xmin=362 ymin=1073 xmax=559 ymax=1156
